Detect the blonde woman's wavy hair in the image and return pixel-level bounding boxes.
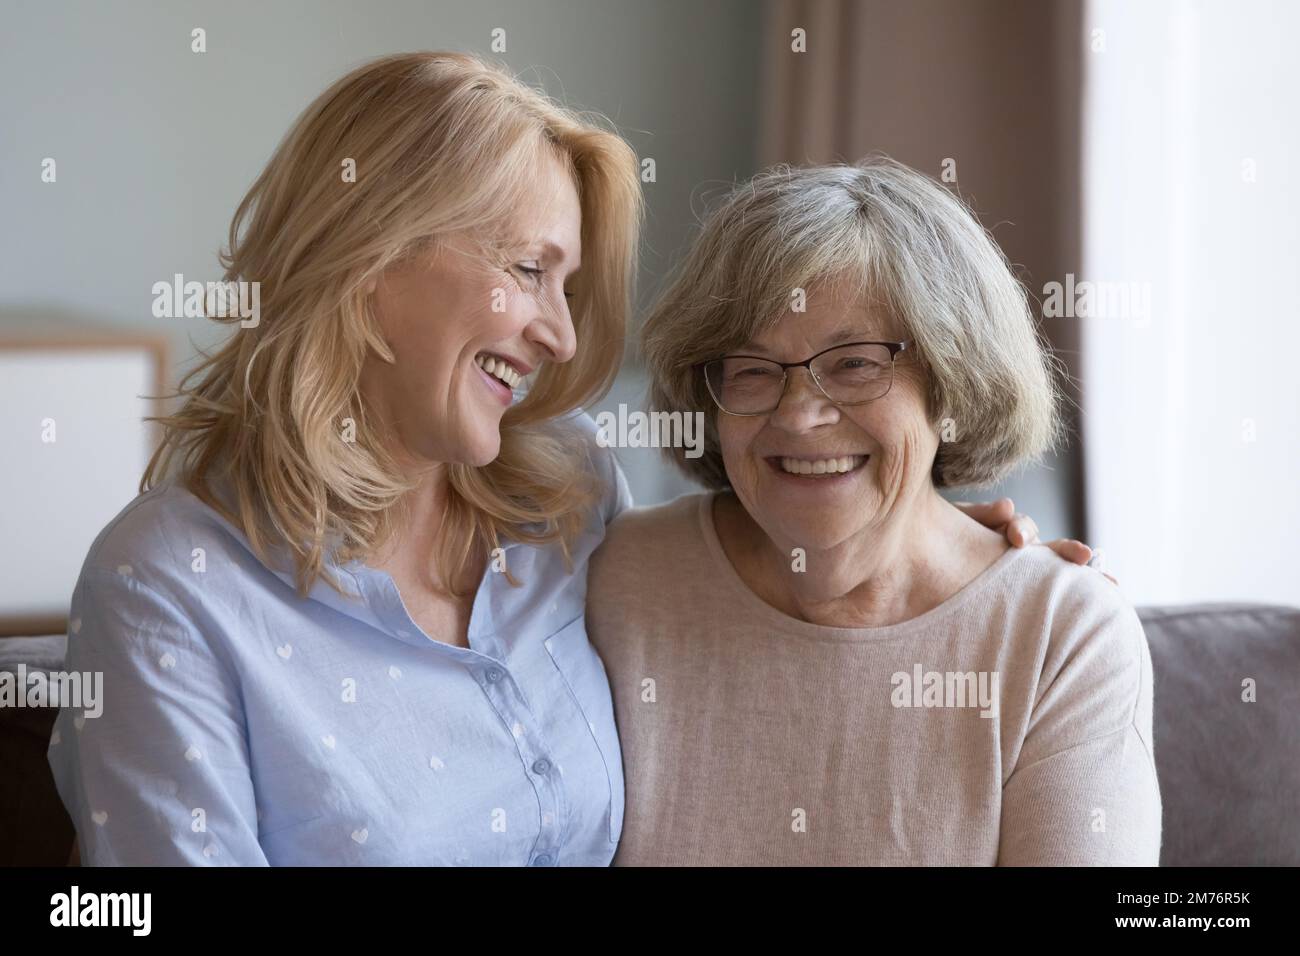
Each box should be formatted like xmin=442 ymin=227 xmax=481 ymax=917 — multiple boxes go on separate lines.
xmin=141 ymin=51 xmax=643 ymax=599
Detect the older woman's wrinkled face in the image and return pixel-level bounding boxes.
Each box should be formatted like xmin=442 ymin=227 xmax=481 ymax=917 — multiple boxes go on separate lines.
xmin=360 ymin=153 xmax=580 ymax=470
xmin=716 ymin=287 xmax=938 ymax=553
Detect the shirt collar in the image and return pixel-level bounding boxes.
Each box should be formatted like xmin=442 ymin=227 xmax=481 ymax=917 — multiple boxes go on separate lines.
xmin=193 ymin=469 xmax=528 ymax=599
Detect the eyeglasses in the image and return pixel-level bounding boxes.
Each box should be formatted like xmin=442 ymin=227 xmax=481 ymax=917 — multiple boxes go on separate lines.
xmin=697 ymin=340 xmax=909 ymax=416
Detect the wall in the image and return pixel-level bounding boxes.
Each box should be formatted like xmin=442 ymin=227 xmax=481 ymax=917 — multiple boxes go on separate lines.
xmin=0 ymin=0 xmax=760 ymax=509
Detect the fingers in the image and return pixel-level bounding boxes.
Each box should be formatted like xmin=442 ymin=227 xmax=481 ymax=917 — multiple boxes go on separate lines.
xmin=1043 ymin=540 xmax=1119 ymax=581
xmin=954 ymin=497 xmax=1016 ymax=529
xmin=1006 ymin=513 xmax=1039 ymax=547
xmin=1085 ymin=547 xmax=1119 ymax=585
xmin=1045 ymin=538 xmax=1092 ymax=565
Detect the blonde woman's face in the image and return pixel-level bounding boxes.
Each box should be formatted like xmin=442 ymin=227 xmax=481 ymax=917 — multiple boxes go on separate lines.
xmin=715 ymin=288 xmax=937 ymax=554
xmin=362 ymin=156 xmax=581 ymax=470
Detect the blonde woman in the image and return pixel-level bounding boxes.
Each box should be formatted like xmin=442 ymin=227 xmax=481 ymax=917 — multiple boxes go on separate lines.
xmin=48 ymin=54 xmax=1086 ymax=866
xmin=49 ymin=51 xmax=642 ymax=866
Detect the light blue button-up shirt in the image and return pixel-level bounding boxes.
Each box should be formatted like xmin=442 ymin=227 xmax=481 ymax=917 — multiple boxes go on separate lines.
xmin=47 ymin=412 xmax=631 ymax=866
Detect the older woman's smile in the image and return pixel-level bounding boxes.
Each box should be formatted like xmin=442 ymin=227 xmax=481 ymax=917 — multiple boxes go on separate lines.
xmin=769 ymin=453 xmax=869 ymax=478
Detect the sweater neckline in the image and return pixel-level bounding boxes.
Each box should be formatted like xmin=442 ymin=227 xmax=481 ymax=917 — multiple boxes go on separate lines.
xmin=694 ymin=490 xmax=1027 ymax=643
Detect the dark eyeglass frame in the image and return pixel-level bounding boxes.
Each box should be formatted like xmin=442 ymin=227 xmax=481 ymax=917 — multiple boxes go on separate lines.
xmin=696 ymin=340 xmax=910 ymax=416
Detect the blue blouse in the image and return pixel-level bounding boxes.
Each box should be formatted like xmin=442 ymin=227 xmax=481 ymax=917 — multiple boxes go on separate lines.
xmin=47 ymin=412 xmax=631 ymax=865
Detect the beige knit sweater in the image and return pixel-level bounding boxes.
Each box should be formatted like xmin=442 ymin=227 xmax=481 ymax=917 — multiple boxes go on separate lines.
xmin=586 ymin=492 xmax=1162 ymax=866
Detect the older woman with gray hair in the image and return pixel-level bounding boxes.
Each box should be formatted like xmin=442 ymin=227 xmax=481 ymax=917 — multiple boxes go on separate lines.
xmin=586 ymin=156 xmax=1160 ymax=865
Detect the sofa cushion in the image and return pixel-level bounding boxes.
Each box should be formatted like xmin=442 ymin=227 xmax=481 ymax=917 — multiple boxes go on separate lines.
xmin=1139 ymin=603 xmax=1300 ymax=865
xmin=0 ymin=634 xmax=73 ymax=865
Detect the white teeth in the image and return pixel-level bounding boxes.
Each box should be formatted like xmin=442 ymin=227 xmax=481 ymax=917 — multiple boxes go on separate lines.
xmin=779 ymin=455 xmax=864 ymax=476
xmin=475 ymin=353 xmax=521 ymax=389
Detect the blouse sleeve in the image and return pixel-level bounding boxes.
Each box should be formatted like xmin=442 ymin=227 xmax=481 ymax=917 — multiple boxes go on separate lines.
xmin=599 ymin=443 xmax=634 ymax=526
xmin=566 ymin=408 xmax=635 ymax=526
xmin=47 ymin=566 xmax=268 ymax=865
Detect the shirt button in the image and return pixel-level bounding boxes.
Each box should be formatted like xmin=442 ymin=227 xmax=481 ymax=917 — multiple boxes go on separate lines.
xmin=532 ymin=757 xmax=551 ymax=775
xmin=485 ymin=667 xmax=503 ymax=683
xmin=532 ymin=854 xmax=552 ymax=866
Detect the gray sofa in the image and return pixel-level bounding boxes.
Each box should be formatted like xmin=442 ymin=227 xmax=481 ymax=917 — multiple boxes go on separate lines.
xmin=1137 ymin=603 xmax=1299 ymax=865
xmin=3 ymin=603 xmax=1297 ymax=865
